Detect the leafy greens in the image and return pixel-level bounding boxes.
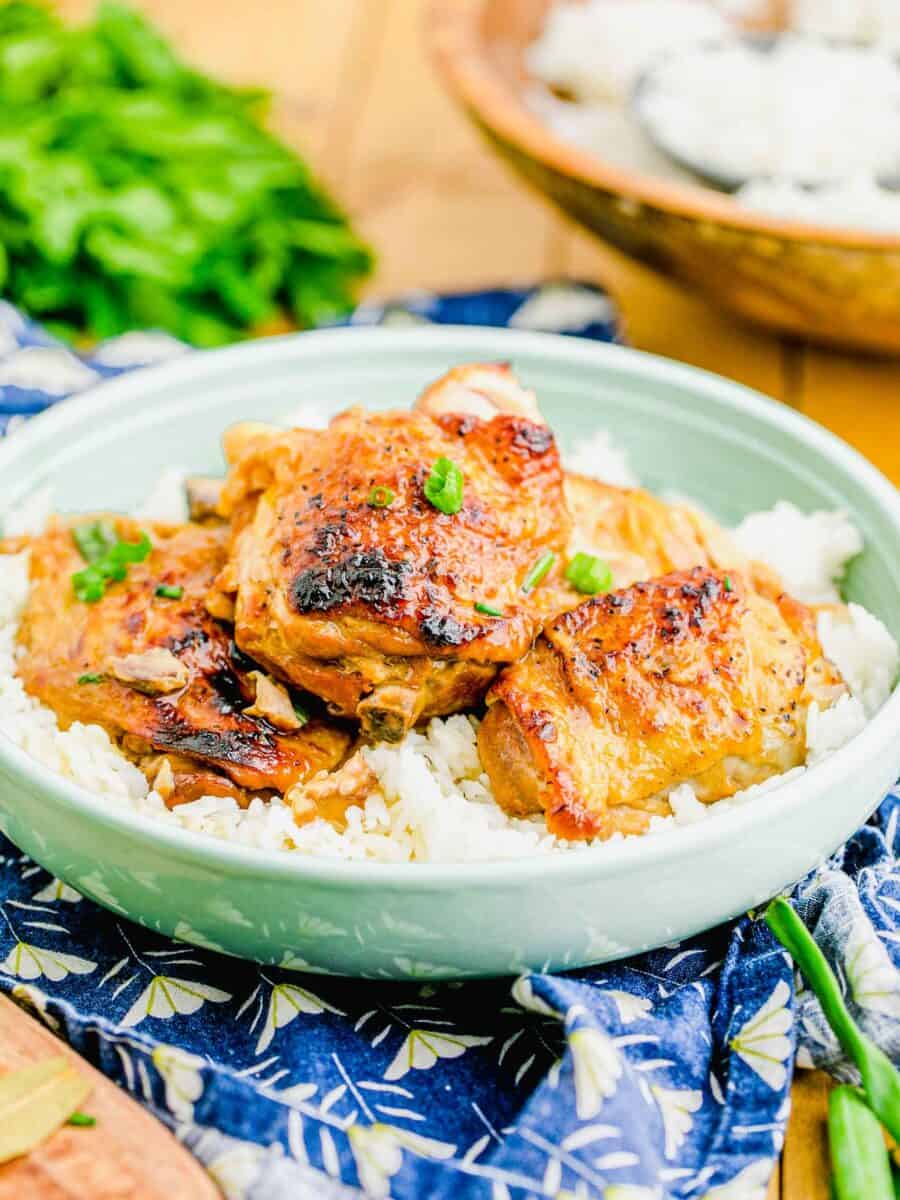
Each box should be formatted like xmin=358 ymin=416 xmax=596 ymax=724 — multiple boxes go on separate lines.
xmin=0 ymin=1 xmax=373 ymax=345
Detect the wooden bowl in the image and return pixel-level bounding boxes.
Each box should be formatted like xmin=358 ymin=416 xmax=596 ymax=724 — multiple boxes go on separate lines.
xmin=427 ymin=0 xmax=900 ymax=355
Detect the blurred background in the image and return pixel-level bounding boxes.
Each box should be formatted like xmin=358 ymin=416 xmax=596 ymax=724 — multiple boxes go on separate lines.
xmin=3 ymin=0 xmax=898 ymax=472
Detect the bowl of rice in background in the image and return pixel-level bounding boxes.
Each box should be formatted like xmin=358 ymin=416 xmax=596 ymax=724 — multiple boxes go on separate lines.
xmin=428 ymin=0 xmax=900 ymax=355
xmin=0 ymin=326 xmax=898 ymax=978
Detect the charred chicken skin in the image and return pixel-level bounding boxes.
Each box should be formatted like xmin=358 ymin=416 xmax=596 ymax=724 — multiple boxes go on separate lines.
xmin=15 ymin=518 xmax=351 ymax=805
xmin=214 ymin=364 xmax=571 ymax=741
xmin=478 ymin=567 xmax=845 ymax=841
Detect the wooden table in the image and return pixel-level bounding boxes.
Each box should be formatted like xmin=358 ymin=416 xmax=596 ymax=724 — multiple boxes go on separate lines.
xmin=55 ymin=1 xmax=900 ymax=1195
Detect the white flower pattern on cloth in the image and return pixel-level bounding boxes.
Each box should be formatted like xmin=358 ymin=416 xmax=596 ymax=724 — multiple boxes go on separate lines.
xmin=650 ymin=1085 xmax=703 ymax=1159
xmin=152 ymin=1044 xmax=206 ymax=1122
xmin=121 ymin=974 xmax=231 ymax=1028
xmin=1 ymin=940 xmax=96 ymax=981
xmin=605 ymin=989 xmax=654 ymax=1025
xmin=32 ymin=877 xmax=82 ymax=903
xmin=729 ymin=980 xmax=794 ymax=1090
xmin=569 ymin=1027 xmax=624 ymax=1119
xmin=348 ymin=1123 xmax=455 ymax=1197
xmin=254 ymin=978 xmax=346 ymax=1054
xmin=384 ymin=1030 xmax=493 ymax=1081
xmin=0 ymin=295 xmax=898 ymax=1198
xmin=844 ymin=918 xmax=900 ymax=1018
xmin=702 ymin=1159 xmax=774 ymax=1199
xmin=511 ymin=974 xmax=562 ymax=1017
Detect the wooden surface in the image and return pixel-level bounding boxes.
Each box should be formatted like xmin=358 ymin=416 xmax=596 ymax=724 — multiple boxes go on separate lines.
xmin=0 ymin=996 xmax=220 ymax=1198
xmin=53 ymin=1 xmax=900 ymax=1195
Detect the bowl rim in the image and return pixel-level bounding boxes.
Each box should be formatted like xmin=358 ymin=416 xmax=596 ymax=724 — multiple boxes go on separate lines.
xmin=426 ymin=0 xmax=900 ymax=251
xmin=0 ymin=324 xmax=899 ymax=888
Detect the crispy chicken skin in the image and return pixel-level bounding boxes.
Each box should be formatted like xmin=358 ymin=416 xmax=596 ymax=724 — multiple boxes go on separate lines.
xmin=562 ymin=474 xmax=770 ymax=590
xmin=214 ymin=365 xmax=571 ymax=741
xmin=478 ymin=567 xmax=845 ymax=840
xmin=15 ymin=518 xmax=351 ymax=805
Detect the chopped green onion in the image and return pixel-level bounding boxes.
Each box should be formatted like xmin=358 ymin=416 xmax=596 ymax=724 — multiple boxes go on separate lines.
xmin=724 ymin=575 xmax=733 ymax=593
xmin=67 ymin=1111 xmax=96 ymax=1128
xmin=71 ymin=525 xmax=152 ymax=603
xmin=423 ymin=457 xmax=464 ymax=515
xmin=112 ymin=533 xmax=152 ymax=564
xmin=292 ymin=699 xmax=309 ymax=727
xmin=72 ymin=521 xmax=117 ymax=564
xmin=367 ymin=485 xmax=395 ymax=508
xmin=828 ymin=1086 xmax=893 ymax=1200
xmin=474 ymin=601 xmax=503 ymax=617
xmin=766 ymin=898 xmax=900 ymax=1143
xmin=521 ymin=551 xmax=556 ymax=594
xmin=155 ymin=584 xmax=184 ymax=600
xmin=565 ymin=552 xmax=612 ymax=596
xmin=72 ymin=565 xmax=106 ymax=603
xmin=77 ymin=673 xmax=103 ymax=685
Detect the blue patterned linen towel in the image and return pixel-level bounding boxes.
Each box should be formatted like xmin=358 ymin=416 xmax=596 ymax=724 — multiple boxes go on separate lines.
xmin=0 ymin=285 xmax=898 ymax=1200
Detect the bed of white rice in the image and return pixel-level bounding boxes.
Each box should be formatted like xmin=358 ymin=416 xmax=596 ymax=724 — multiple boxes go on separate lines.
xmin=525 ymin=0 xmax=900 ymax=233
xmin=0 ymin=430 xmax=896 ymax=862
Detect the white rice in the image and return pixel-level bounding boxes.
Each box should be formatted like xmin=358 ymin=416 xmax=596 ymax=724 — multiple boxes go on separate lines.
xmin=732 ymin=501 xmax=863 ymax=606
xmin=735 ymin=175 xmax=900 ymax=235
xmin=0 ymin=436 xmax=896 ymax=862
xmin=564 ymin=429 xmax=640 ymax=488
xmin=527 ymin=2 xmax=900 ymax=233
xmin=791 ymin=0 xmax=900 ymax=50
xmin=525 ymin=0 xmax=729 ymax=104
xmin=635 ymin=37 xmax=900 ymax=188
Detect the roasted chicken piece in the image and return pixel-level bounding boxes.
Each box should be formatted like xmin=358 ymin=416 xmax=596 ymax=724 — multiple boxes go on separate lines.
xmin=562 ymin=473 xmax=767 ymax=591
xmin=14 ymin=517 xmax=351 ymax=805
xmin=415 ymin=361 xmax=545 ymax=424
xmin=478 ymin=567 xmax=845 ymax=840
xmin=213 ymin=364 xmax=571 ymax=741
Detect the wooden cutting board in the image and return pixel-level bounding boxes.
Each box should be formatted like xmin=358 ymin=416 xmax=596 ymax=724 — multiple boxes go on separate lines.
xmin=0 ymin=995 xmax=220 ymax=1199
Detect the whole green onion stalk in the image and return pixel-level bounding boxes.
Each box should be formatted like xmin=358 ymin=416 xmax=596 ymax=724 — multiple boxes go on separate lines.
xmin=828 ymin=1085 xmax=893 ymax=1200
xmin=765 ymin=898 xmax=900 ymax=1143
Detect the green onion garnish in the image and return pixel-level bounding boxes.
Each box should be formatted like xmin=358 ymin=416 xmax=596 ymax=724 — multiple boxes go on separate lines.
xmin=77 ymin=673 xmax=103 ymax=685
xmin=71 ymin=524 xmax=152 ymax=604
xmin=424 ymin=457 xmax=464 ymax=515
xmin=474 ymin=601 xmax=503 ymax=617
xmin=155 ymin=584 xmax=184 ymax=600
xmin=67 ymin=1111 xmax=96 ymax=1128
xmin=724 ymin=575 xmax=733 ymax=593
xmin=368 ymin=485 xmax=395 ymax=508
xmin=72 ymin=521 xmax=117 ymax=564
xmin=113 ymin=533 xmax=152 ymax=564
xmin=292 ymin=699 xmax=309 ymax=727
xmin=521 ymin=551 xmax=556 ymax=594
xmin=565 ymin=552 xmax=612 ymax=596
xmin=72 ymin=566 xmax=106 ymax=603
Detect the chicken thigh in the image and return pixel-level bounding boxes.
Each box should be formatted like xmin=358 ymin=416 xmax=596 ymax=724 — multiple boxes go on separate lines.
xmin=563 ymin=473 xmax=768 ymax=587
xmin=15 ymin=518 xmax=351 ymax=805
xmin=478 ymin=567 xmax=845 ymax=840
xmin=214 ymin=364 xmax=571 ymax=741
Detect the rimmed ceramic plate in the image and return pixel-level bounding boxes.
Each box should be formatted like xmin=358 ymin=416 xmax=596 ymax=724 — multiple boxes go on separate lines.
xmin=0 ymin=327 xmax=898 ymax=978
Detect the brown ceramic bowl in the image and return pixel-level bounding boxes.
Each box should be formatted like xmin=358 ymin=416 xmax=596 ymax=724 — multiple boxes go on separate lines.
xmin=427 ymin=0 xmax=900 ymax=355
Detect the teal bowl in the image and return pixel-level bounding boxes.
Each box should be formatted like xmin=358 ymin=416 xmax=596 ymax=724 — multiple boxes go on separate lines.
xmin=0 ymin=327 xmax=898 ymax=979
